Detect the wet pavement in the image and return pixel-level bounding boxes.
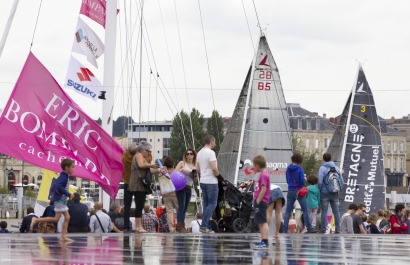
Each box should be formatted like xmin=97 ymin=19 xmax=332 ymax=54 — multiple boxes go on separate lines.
xmin=0 ymin=233 xmax=408 ymax=264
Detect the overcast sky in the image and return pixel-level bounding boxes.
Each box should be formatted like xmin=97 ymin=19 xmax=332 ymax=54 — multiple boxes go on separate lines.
xmin=1 ymin=0 xmax=410 ymax=122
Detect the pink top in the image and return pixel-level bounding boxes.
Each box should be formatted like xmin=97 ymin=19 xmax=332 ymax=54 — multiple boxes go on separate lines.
xmin=254 ymin=171 xmax=271 ymax=203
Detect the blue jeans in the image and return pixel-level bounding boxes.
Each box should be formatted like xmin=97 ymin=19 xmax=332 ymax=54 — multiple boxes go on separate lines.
xmin=320 ymin=192 xmax=341 ymax=233
xmin=283 ymin=190 xmax=312 ymax=232
xmin=200 ymin=183 xmax=218 ymax=229
xmin=175 ymin=188 xmax=192 ymax=223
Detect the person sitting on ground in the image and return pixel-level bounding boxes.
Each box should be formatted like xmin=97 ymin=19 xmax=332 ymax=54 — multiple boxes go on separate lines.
xmin=366 ymin=213 xmax=380 ymax=234
xmin=352 ymin=203 xmax=366 ymax=234
xmin=340 ymin=204 xmax=357 ymax=234
xmin=68 ymin=193 xmax=89 ymax=233
xmin=20 ymin=207 xmax=37 ymax=233
xmin=89 ymin=202 xmax=112 ymax=233
xmin=108 ymin=202 xmax=122 ymax=233
xmin=0 ymin=221 xmax=10 ymax=233
xmin=142 ymin=204 xmax=159 ymax=232
xmin=379 ymin=210 xmax=391 ymax=233
xmin=189 ymin=213 xmax=203 ymax=233
xmin=390 ymin=204 xmax=408 ymax=234
xmin=114 ymin=207 xmax=132 ymax=232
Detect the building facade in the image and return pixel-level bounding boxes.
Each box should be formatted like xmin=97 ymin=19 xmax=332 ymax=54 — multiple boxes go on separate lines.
xmin=126 ymin=121 xmax=172 ymax=161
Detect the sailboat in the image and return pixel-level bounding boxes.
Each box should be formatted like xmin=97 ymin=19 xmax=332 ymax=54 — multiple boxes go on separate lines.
xmin=327 ymin=65 xmax=385 ymax=213
xmin=218 ymin=36 xmax=293 ymax=191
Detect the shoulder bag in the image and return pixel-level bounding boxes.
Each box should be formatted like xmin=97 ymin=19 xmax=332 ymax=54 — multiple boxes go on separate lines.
xmin=95 ymin=214 xmax=105 ymax=233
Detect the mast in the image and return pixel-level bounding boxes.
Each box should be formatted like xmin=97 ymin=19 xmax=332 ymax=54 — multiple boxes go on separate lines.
xmin=339 ymin=65 xmax=360 ymax=171
xmin=100 ymin=0 xmax=117 ymax=210
xmin=234 ymin=38 xmax=258 ymax=184
xmin=0 ymin=0 xmax=20 ymax=58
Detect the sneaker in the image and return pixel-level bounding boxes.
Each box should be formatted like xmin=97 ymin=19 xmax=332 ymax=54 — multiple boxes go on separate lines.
xmin=200 ymin=227 xmax=215 ymax=234
xmin=252 ymin=241 xmax=269 ymax=250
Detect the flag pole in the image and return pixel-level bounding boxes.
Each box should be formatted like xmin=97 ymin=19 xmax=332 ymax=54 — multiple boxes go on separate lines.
xmin=99 ymin=0 xmax=117 ymax=211
xmin=0 ymin=0 xmax=20 ymax=58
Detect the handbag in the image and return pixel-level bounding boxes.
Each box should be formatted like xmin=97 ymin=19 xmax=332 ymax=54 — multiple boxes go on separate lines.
xmin=291 ymin=172 xmax=308 ymax=197
xmin=158 ymin=176 xmax=175 ymax=195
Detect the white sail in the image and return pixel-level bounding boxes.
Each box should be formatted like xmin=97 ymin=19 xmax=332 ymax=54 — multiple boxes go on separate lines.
xmin=218 ymin=36 xmax=292 ymax=190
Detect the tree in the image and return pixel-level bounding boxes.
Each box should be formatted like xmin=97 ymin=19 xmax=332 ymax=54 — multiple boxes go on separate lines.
xmin=206 ymin=110 xmax=225 ymax=156
xmin=113 ymin=116 xmax=135 ymax=137
xmin=292 ymin=136 xmax=321 ymax=177
xmin=170 ymin=108 xmax=205 ymax=161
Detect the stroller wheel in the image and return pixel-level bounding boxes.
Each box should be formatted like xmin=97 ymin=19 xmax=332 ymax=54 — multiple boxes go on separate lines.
xmin=232 ymin=218 xmax=246 ymax=233
xmin=217 ymin=219 xmax=229 ymax=233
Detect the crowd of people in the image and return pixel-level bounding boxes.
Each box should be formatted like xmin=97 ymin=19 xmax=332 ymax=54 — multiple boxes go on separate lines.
xmin=5 ymin=135 xmax=409 ymax=248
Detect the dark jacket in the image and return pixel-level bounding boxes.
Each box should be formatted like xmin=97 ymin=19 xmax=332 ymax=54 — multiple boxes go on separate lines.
xmin=52 ymin=172 xmax=71 ymax=203
xmin=0 ymin=228 xmax=10 ymax=233
xmin=68 ymin=202 xmax=89 ymax=229
xmin=286 ymin=164 xmax=305 ymax=191
xmin=20 ymin=214 xmax=38 ymax=233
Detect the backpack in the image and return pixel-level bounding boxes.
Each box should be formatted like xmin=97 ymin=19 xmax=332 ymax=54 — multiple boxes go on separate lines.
xmin=158 ymin=212 xmax=170 ymax=233
xmin=323 ymin=167 xmax=343 ymax=193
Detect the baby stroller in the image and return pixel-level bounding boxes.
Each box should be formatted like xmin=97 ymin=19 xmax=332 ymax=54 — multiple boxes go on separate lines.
xmin=216 ymin=180 xmax=259 ymax=233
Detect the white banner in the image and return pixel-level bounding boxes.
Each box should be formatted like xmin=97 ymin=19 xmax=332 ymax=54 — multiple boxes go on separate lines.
xmin=72 ymin=17 xmax=104 ymax=68
xmin=64 ymin=56 xmax=102 ymax=101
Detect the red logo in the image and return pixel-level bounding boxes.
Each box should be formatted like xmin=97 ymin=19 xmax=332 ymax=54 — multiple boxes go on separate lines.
xmin=259 ymin=55 xmax=270 ymax=67
xmin=77 ymin=67 xmax=95 ymax=82
xmin=244 ymin=166 xmax=257 ymax=175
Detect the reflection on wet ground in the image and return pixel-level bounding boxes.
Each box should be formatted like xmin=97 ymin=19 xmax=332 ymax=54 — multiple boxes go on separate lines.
xmin=0 ymin=233 xmax=408 ymax=264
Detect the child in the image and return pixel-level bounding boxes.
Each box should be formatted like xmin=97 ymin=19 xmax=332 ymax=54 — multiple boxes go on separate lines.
xmin=306 ymin=175 xmax=320 ymax=229
xmin=266 ymin=184 xmax=285 ymax=239
xmin=252 ymin=155 xmax=271 ymax=250
xmin=366 ymin=213 xmax=380 ymax=234
xmin=0 ymin=221 xmax=10 ymax=233
xmin=31 ymin=159 xmax=74 ymax=242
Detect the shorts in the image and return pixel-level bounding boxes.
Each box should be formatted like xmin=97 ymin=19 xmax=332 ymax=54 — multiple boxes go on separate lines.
xmin=254 ymin=201 xmax=268 ymax=224
xmin=268 ymin=188 xmax=286 ymax=207
xmin=54 ymin=202 xmax=69 ymax=213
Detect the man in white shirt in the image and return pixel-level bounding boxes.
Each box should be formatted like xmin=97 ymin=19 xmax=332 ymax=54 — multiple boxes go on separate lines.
xmin=189 ymin=213 xmax=203 ymax=233
xmin=89 ymin=202 xmax=112 ymax=233
xmin=196 ymin=135 xmax=220 ymax=233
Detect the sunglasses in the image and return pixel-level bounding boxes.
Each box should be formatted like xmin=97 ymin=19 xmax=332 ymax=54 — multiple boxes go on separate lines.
xmin=186 ymin=152 xmax=194 ymax=156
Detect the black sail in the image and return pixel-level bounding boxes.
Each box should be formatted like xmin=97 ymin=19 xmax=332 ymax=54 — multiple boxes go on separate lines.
xmin=327 ymin=66 xmax=385 ymax=213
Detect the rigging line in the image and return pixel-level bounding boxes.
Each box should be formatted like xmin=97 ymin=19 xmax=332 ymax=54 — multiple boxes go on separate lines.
xmin=139 ymin=0 xmax=145 ymax=140
xmin=252 ymin=0 xmax=262 ymax=34
xmin=173 ymin=0 xmax=195 ymax=149
xmin=157 ymin=0 xmax=178 ymax=101
xmin=29 ymin=0 xmax=43 ymax=50
xmin=118 ymin=6 xmax=128 ymax=136
xmin=196 ymin=0 xmax=221 ymax=146
xmin=241 ymin=0 xmax=256 ymax=53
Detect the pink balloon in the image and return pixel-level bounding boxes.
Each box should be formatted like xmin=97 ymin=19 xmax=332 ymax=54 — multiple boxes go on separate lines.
xmin=170 ymin=171 xmax=187 ymax=191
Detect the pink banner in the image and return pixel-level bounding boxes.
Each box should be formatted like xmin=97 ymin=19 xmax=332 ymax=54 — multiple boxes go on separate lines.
xmin=80 ymin=0 xmax=106 ymax=28
xmin=0 ymin=53 xmax=124 ymax=198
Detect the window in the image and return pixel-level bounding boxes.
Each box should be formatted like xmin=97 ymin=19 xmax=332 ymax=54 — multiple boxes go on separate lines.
xmin=324 ymin=138 xmax=329 ymax=148
xmin=393 ymin=157 xmax=397 ymax=172
xmin=387 ymin=174 xmax=403 ymax=187
xmin=387 ymin=142 xmax=391 ymax=153
xmin=297 ymin=119 xmax=302 ymax=129
xmin=400 ymin=157 xmax=404 ymax=172
xmin=163 ymin=138 xmax=170 ymax=149
xmin=393 ymin=142 xmax=397 ymax=152
xmin=386 ymin=158 xmax=391 ymax=169
xmin=305 ymin=138 xmax=310 ymax=149
xmin=306 ymin=119 xmax=311 ymax=130
xmin=316 ymin=119 xmax=320 ymax=130
xmin=400 ymin=142 xmax=404 ymax=153
xmin=314 ymin=138 xmax=319 ymax=149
